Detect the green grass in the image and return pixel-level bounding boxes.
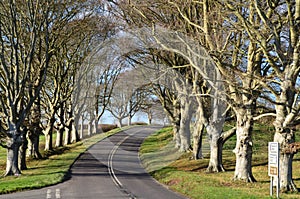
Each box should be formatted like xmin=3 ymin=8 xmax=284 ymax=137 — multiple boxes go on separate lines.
xmin=0 ymin=127 xmax=126 ymax=194
xmin=140 ymin=126 xmax=300 ymax=199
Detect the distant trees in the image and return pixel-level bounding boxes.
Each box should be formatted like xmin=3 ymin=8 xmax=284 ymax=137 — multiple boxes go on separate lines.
xmin=107 ymin=68 xmax=151 ymax=127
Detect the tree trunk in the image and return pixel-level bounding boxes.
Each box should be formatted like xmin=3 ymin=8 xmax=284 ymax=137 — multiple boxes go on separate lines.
xmin=179 ymin=96 xmax=191 ymax=152
xmin=27 ymin=132 xmax=42 ymax=159
xmin=5 ymin=128 xmax=23 ymax=176
xmin=192 ymin=120 xmax=204 ymax=159
xmin=64 ymin=118 xmax=72 ymax=145
xmin=87 ymin=120 xmax=92 ymax=136
xmin=172 ymin=100 xmax=181 ymax=149
xmin=80 ymin=116 xmax=84 ymax=138
xmin=233 ymin=110 xmax=256 ymax=182
xmin=206 ymin=127 xmax=225 ymax=172
xmin=56 ymin=104 xmax=65 ymax=146
xmin=64 ymin=129 xmax=71 ymax=145
xmin=148 ymin=112 xmax=152 ymax=125
xmin=93 ymin=118 xmax=98 ymax=134
xmin=71 ymin=116 xmax=80 ymax=143
xmin=273 ymin=126 xmax=297 ymax=192
xmin=271 ymin=79 xmax=298 ymax=192
xmin=44 ymin=124 xmax=53 ymax=151
xmin=173 ymin=121 xmax=181 ymax=149
xmin=193 ymin=98 xmax=205 ymax=160
xmin=19 ymin=134 xmax=28 ymax=170
xmin=71 ymin=122 xmax=80 ymax=143
xmin=206 ymin=67 xmax=227 ymax=171
xmin=6 ymin=144 xmax=21 ymax=176
xmin=128 ymin=115 xmax=132 ymax=126
xmin=27 ymin=98 xmax=42 ymax=159
xmin=117 ymin=118 xmax=122 ymax=128
xmin=55 ymin=125 xmax=64 ymax=147
xmin=206 ymin=101 xmax=226 ymax=172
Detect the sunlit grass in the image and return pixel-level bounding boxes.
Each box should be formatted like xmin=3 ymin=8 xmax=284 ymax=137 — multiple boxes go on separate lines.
xmin=140 ymin=125 xmax=300 ymax=199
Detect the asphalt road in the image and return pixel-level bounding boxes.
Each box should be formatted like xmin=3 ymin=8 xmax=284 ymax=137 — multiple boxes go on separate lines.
xmin=0 ymin=126 xmax=187 ymax=199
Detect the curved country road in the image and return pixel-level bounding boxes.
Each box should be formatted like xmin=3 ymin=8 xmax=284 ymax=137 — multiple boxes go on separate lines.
xmin=0 ymin=126 xmax=187 ymax=199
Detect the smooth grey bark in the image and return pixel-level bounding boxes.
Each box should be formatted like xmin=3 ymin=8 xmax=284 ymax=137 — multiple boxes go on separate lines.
xmin=64 ymin=112 xmax=73 ymax=145
xmin=64 ymin=118 xmax=76 ymax=145
xmin=93 ymin=118 xmax=99 ymax=134
xmin=205 ymin=67 xmax=227 ymax=172
xmin=178 ymin=95 xmax=192 ymax=152
xmin=274 ymin=127 xmax=296 ymax=191
xmin=43 ymin=103 xmax=59 ymax=151
xmin=27 ymin=132 xmax=42 ymax=159
xmin=192 ymin=104 xmax=204 ymax=159
xmin=128 ymin=113 xmax=132 ymax=126
xmin=147 ymin=112 xmax=152 ymax=125
xmin=43 ymin=117 xmax=55 ymax=151
xmin=19 ymin=128 xmax=28 ymax=170
xmin=71 ymin=121 xmax=80 ymax=143
xmin=55 ymin=125 xmax=64 ymax=147
xmin=273 ymin=80 xmax=298 ymax=191
xmin=232 ymin=109 xmax=256 ymax=182
xmin=172 ymin=100 xmax=181 ymax=149
xmin=64 ymin=130 xmax=71 ymax=145
xmin=27 ymin=99 xmax=42 ymax=159
xmin=206 ymin=125 xmax=224 ymax=172
xmin=192 ymin=121 xmax=204 ymax=159
xmin=87 ymin=120 xmax=93 ymax=136
xmin=117 ymin=118 xmax=123 ymax=128
xmin=79 ymin=114 xmax=84 ymax=138
xmin=68 ymin=102 xmax=80 ymax=143
xmin=5 ymin=126 xmax=23 ymax=176
xmin=173 ymin=121 xmax=181 ymax=149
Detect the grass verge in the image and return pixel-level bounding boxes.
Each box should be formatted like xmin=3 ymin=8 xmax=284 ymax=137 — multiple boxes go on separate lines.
xmin=0 ymin=127 xmax=126 ymax=194
xmin=140 ymin=126 xmax=300 ymax=199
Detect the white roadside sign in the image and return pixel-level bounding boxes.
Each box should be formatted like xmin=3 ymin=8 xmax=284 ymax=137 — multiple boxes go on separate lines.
xmin=268 ymin=142 xmax=280 ymax=198
xmin=268 ymin=142 xmax=279 ymax=177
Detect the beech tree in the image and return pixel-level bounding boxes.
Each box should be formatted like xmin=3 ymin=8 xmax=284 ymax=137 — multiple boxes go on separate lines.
xmin=110 ymin=0 xmax=265 ymax=181
xmin=131 ymin=50 xmax=194 ymax=151
xmin=40 ymin=2 xmax=105 ymax=150
xmin=0 ymin=0 xmax=52 ymax=175
xmin=107 ymin=68 xmax=149 ymax=127
xmin=220 ymin=0 xmax=300 ymax=191
xmin=153 ymin=1 xmax=262 ymax=181
xmin=0 ymin=0 xmax=112 ymax=174
xmin=90 ymin=62 xmax=121 ymax=134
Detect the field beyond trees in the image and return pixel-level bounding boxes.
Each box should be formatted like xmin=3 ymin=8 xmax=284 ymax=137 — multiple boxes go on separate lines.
xmin=140 ymin=126 xmax=300 ymax=199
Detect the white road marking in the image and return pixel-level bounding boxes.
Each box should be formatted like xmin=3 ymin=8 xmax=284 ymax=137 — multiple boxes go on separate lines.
xmin=55 ymin=189 xmax=61 ymax=198
xmin=46 ymin=189 xmax=61 ymax=199
xmin=46 ymin=189 xmax=51 ymax=199
xmin=107 ymin=128 xmax=146 ymax=199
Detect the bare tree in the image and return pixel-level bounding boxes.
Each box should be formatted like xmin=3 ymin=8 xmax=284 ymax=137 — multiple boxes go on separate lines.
xmin=222 ymin=0 xmax=300 ymax=191
xmin=110 ymin=0 xmax=263 ymax=181
xmin=107 ymin=68 xmax=148 ymax=127
xmin=40 ymin=2 xmax=104 ymax=150
xmin=0 ymin=0 xmax=52 ymax=175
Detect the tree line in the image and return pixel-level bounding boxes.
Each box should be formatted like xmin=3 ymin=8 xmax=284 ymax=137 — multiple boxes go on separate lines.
xmin=106 ymin=0 xmax=300 ymax=192
xmin=0 ymin=0 xmax=163 ymax=178
xmin=0 ymin=0 xmax=299 ymax=194
xmin=0 ymin=0 xmax=116 ymax=176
